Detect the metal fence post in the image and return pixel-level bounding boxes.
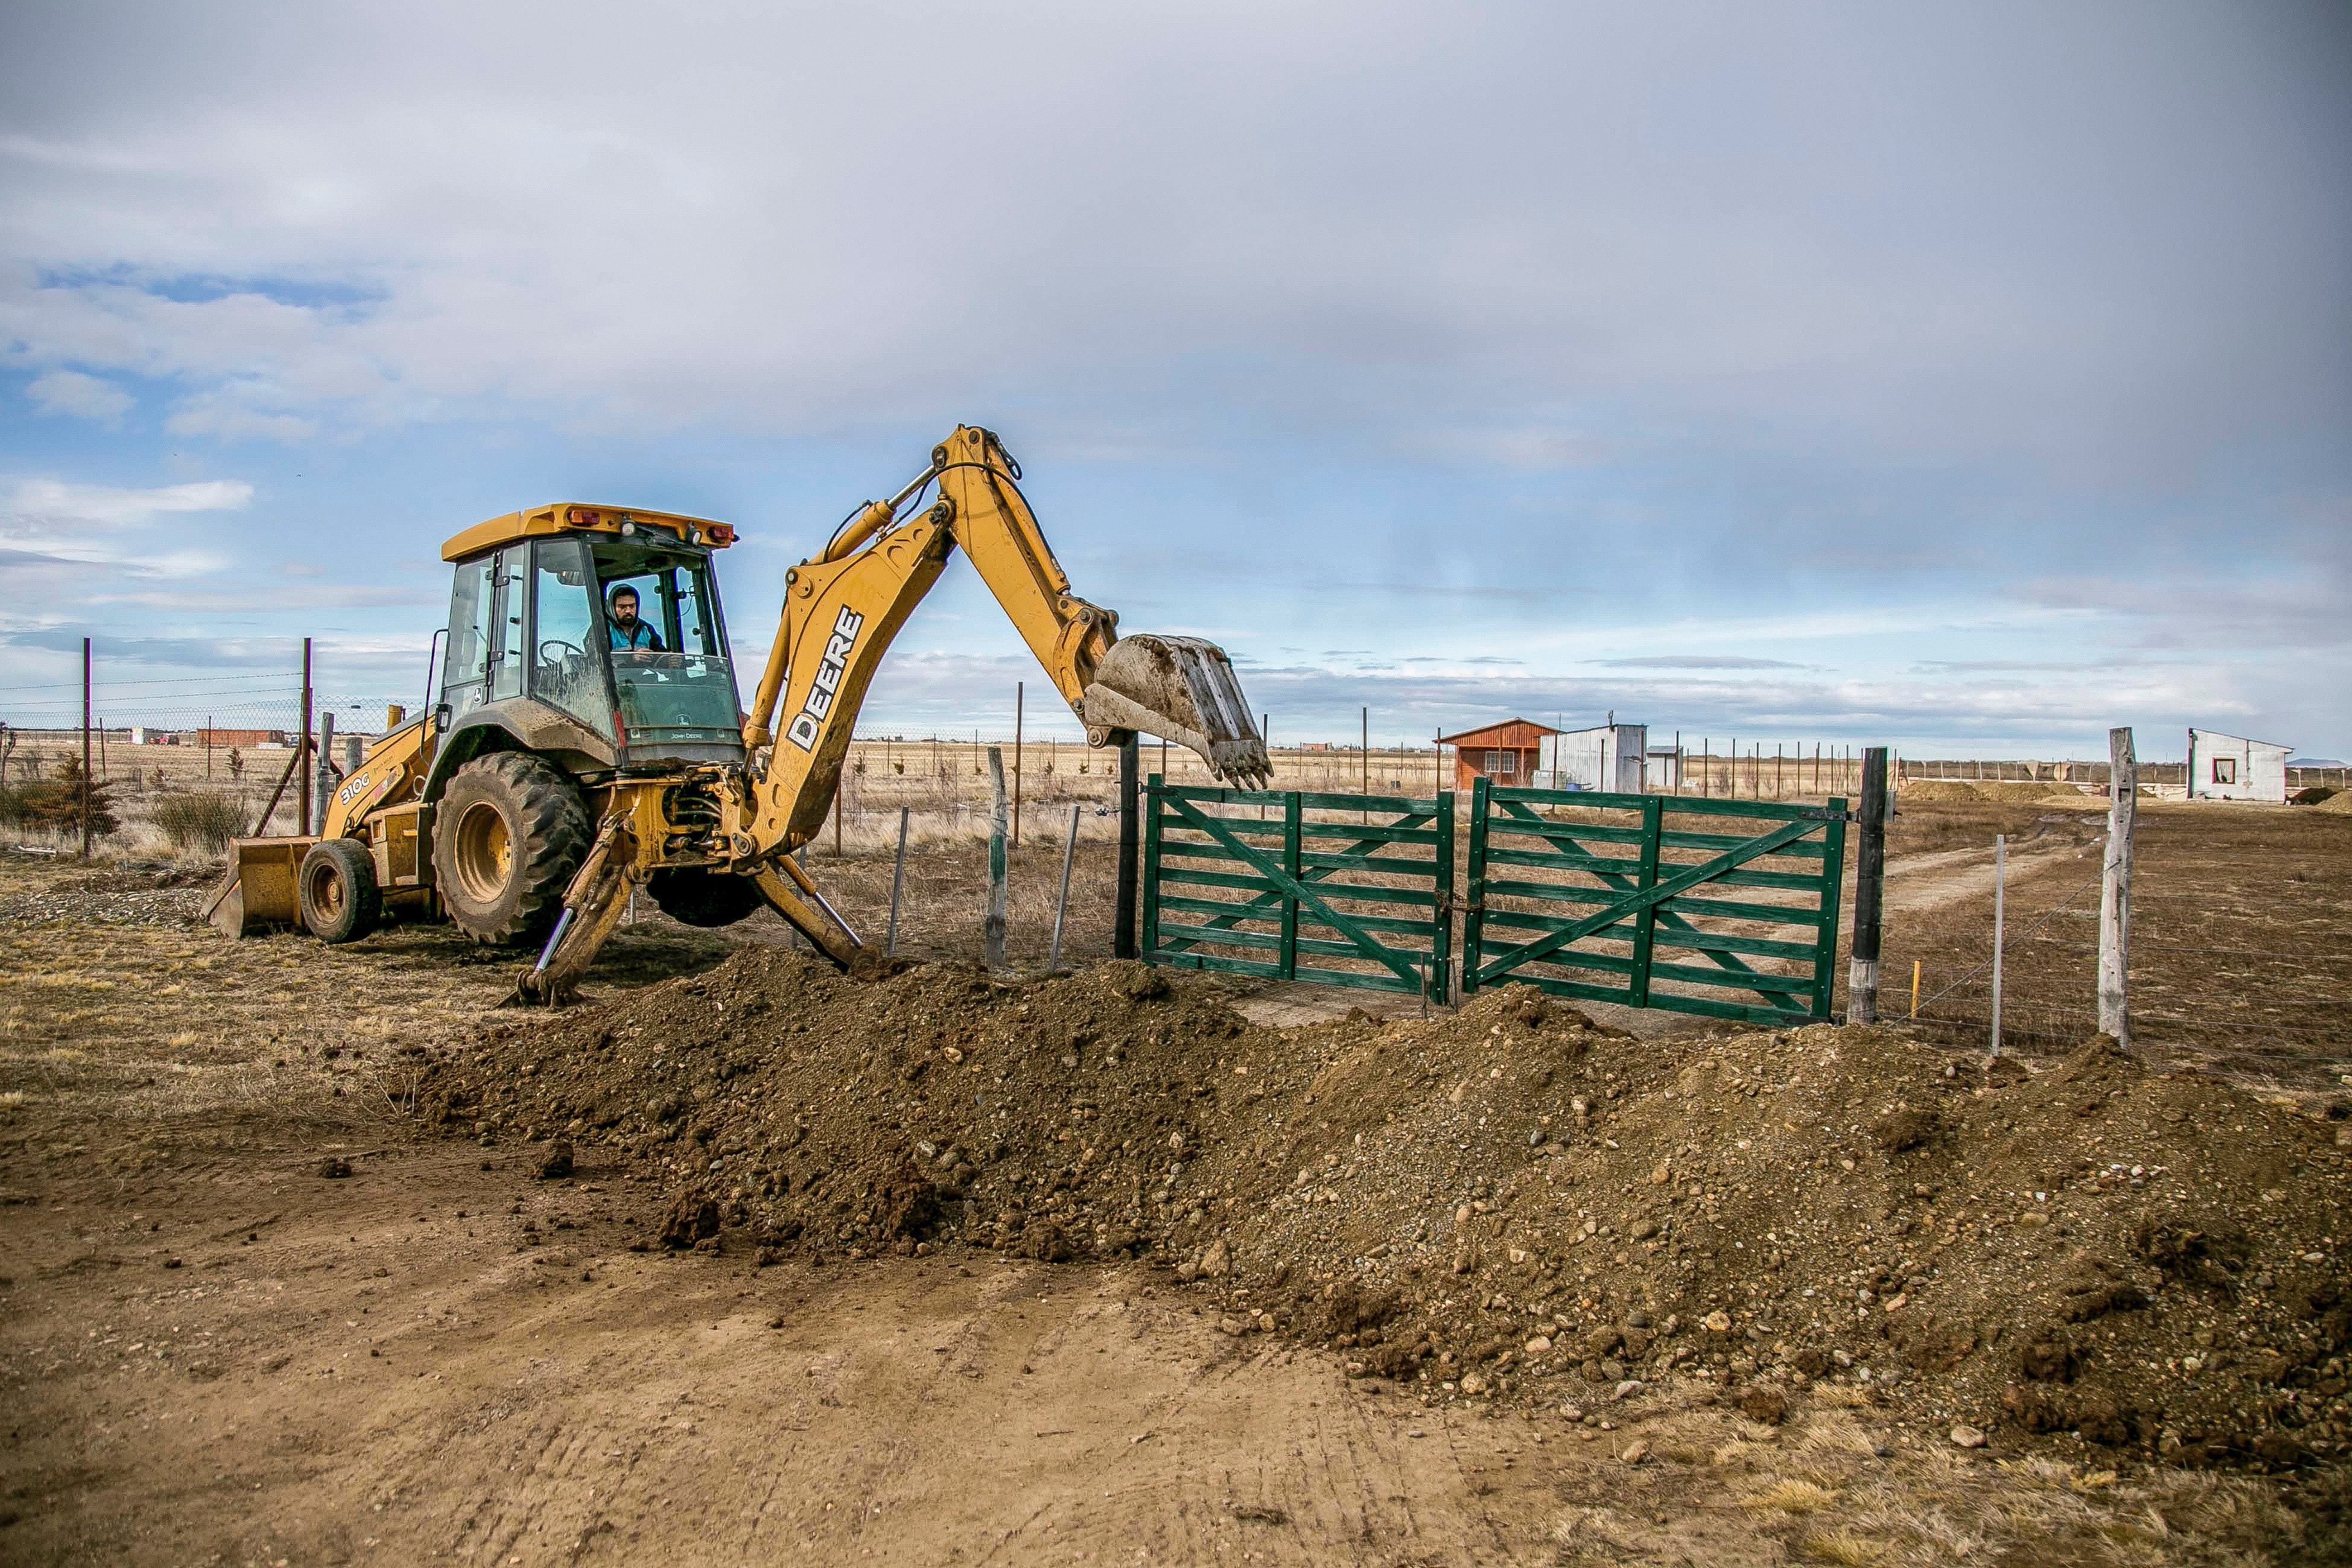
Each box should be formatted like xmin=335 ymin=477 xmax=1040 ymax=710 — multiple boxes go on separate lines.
xmin=80 ymin=637 xmax=92 ymax=859
xmin=298 ymin=637 xmax=313 ymax=837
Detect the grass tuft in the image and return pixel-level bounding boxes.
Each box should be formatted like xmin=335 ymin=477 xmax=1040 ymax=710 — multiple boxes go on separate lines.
xmin=1802 ymin=1529 xmax=1884 ymax=1564
xmin=1742 ymin=1479 xmax=1841 ymax=1514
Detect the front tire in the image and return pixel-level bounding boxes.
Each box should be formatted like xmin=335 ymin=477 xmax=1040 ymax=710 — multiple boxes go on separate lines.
xmin=298 ymin=838 xmax=381 ymax=944
xmin=431 ymin=752 xmax=590 ymax=945
xmin=647 ymin=867 xmax=764 ymax=928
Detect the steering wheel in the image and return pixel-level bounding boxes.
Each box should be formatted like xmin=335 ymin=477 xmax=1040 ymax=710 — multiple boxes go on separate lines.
xmin=538 ymin=638 xmax=584 ymax=664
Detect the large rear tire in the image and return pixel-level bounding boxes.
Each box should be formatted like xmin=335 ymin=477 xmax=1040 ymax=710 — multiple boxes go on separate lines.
xmin=431 ymin=752 xmax=590 ymax=946
xmin=298 ymin=837 xmax=382 ymax=944
xmin=647 ymin=867 xmax=764 ymax=928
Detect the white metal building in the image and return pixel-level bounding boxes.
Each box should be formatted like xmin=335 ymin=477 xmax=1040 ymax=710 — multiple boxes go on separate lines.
xmin=2186 ymin=728 xmax=2292 ymax=803
xmin=1535 ymin=723 xmax=1647 ymax=794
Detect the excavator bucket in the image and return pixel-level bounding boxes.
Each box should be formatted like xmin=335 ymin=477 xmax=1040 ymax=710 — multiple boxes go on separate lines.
xmin=200 ymin=838 xmax=312 ymax=938
xmin=1081 ymin=634 xmax=1272 ymax=788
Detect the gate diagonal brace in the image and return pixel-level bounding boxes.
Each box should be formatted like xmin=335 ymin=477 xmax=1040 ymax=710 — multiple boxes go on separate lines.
xmin=1157 ymin=812 xmax=1434 ymax=956
xmin=1163 ymin=797 xmax=1424 ymax=989
xmin=1473 ymin=814 xmax=1820 ymax=989
xmin=1494 ymin=798 xmax=1786 ymax=1008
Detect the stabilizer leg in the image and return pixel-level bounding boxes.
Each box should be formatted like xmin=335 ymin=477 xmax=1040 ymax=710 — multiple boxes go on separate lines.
xmin=511 ymin=816 xmax=642 ymax=1006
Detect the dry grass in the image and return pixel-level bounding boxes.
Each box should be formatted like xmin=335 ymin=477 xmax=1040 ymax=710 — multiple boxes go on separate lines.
xmin=1741 ymin=1478 xmax=1843 ymax=1514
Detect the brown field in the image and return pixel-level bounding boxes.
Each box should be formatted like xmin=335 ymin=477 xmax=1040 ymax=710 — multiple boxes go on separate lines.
xmin=1 ymin=793 xmax=2346 ymax=1564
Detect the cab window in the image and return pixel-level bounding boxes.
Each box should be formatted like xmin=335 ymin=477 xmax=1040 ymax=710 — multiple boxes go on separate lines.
xmin=529 ymin=536 xmax=615 ymax=737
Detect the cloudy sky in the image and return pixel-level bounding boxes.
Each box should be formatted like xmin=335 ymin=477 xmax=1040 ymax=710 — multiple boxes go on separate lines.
xmin=3 ymin=1 xmax=2346 ymax=759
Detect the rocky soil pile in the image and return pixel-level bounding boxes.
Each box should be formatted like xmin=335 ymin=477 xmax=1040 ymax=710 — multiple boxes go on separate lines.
xmin=404 ymin=947 xmax=2351 ymax=1472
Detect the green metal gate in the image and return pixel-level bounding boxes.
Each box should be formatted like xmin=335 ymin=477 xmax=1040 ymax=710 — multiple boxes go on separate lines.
xmin=1463 ymin=779 xmax=1848 ymax=1026
xmin=1141 ymin=778 xmax=1454 ymax=1002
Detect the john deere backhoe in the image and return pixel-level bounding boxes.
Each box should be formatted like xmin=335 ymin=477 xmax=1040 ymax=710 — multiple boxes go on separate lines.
xmin=204 ymin=426 xmax=1268 ymax=999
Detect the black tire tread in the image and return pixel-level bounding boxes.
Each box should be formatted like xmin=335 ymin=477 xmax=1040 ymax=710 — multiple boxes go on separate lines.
xmin=646 ymin=867 xmax=764 ymax=928
xmin=298 ymin=837 xmax=382 ymax=944
xmin=431 ymin=752 xmax=591 ymax=946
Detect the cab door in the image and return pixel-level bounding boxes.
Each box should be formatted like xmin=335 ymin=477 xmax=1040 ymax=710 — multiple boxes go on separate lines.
xmin=489 ymin=544 xmax=529 ymax=703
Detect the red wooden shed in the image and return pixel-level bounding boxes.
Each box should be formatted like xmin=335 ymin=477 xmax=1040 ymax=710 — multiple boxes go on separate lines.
xmin=1437 ymin=719 xmax=1559 ymax=793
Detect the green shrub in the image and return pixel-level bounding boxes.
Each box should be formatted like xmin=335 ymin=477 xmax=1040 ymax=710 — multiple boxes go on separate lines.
xmin=0 ymin=756 xmax=119 ymax=839
xmin=152 ymin=789 xmax=247 ymax=855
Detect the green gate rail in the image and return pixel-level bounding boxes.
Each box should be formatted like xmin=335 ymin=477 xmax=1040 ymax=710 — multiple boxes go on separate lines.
xmin=1463 ymin=779 xmax=1848 ymax=1026
xmin=1141 ymin=777 xmax=1454 ymax=1002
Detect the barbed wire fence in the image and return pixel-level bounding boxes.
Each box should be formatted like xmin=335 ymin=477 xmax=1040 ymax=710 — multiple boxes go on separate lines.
xmin=0 ymin=664 xmax=421 ymax=848
xmin=1887 ymin=815 xmax=2347 ymax=1073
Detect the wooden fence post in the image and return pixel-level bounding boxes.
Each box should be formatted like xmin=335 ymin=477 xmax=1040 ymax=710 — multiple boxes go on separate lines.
xmin=1847 ymin=746 xmax=1887 ymax=1023
xmin=313 ymin=711 xmax=336 ymax=832
xmin=1049 ymin=803 xmax=1080 ymax=973
xmin=1990 ymin=833 xmax=2006 ymax=1055
xmin=985 ymin=746 xmax=1007 ymax=968
xmin=885 ymin=806 xmax=910 ymax=957
xmin=1114 ymin=737 xmax=1140 ymax=959
xmin=2098 ymin=727 xmax=2135 ymax=1050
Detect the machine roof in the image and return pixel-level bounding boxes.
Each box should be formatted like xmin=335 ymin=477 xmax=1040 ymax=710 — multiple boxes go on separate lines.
xmin=441 ymin=503 xmax=736 ymax=562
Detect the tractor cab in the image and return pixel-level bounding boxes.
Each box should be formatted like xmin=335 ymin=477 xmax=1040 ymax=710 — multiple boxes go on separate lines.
xmin=436 ymin=504 xmax=746 ymax=773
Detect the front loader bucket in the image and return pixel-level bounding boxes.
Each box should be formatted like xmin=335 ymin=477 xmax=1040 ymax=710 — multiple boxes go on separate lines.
xmin=1081 ymin=634 xmax=1272 ymax=788
xmin=200 ymin=838 xmax=312 ymax=939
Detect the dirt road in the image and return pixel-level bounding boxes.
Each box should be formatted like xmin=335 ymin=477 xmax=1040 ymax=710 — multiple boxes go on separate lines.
xmin=0 ymin=1131 xmax=1937 ymax=1567
xmin=4 ymin=816 xmax=2343 ymax=1566
xmin=12 ymin=1127 xmax=2320 ymax=1567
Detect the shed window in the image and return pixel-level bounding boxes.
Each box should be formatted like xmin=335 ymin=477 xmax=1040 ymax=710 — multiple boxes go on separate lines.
xmin=2211 ymin=756 xmax=2236 ymax=785
xmin=1497 ymin=751 xmax=1518 ymax=775
xmin=1483 ymin=750 xmax=1501 ymax=771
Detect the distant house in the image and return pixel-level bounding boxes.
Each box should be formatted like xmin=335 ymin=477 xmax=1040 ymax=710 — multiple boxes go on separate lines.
xmin=1437 ymin=719 xmax=1559 ymax=793
xmin=1540 ymin=723 xmax=1649 ymax=794
xmin=2186 ymin=728 xmax=2292 ymax=803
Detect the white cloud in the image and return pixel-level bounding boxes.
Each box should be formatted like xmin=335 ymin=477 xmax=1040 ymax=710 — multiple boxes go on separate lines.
xmin=4 ymin=477 xmax=252 ymax=526
xmin=26 ymin=368 xmax=132 ymax=424
xmin=0 ymin=477 xmax=252 ymax=580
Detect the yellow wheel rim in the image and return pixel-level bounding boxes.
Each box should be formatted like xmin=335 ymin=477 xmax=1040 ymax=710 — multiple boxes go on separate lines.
xmin=455 ymin=801 xmax=514 ymax=906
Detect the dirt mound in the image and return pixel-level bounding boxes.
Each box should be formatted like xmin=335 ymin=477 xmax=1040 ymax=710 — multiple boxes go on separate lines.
xmin=404 ymin=950 xmax=2351 ymax=1472
xmin=1899 ymin=781 xmax=1982 ymax=803
xmin=2314 ymin=791 xmax=2352 ymax=815
xmin=2290 ymin=787 xmax=2338 ymax=806
xmin=1900 ymin=780 xmax=2103 ymax=810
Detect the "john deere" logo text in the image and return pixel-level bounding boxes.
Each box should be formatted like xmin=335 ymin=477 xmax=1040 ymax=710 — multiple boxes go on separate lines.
xmin=785 ymin=606 xmax=864 ymax=751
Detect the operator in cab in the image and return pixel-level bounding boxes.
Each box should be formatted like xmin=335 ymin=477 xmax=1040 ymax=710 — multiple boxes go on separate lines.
xmin=607 ymin=585 xmax=665 ymax=652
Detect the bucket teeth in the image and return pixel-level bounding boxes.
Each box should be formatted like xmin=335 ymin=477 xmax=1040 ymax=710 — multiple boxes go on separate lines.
xmin=1081 ymin=634 xmax=1271 ymax=789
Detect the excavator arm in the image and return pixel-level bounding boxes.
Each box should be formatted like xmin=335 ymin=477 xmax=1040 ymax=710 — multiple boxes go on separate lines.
xmin=731 ymin=424 xmax=1268 ymax=858
xmin=517 ymin=424 xmax=1268 ymax=1002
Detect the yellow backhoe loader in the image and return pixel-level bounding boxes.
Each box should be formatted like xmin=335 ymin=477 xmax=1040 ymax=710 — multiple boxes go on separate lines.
xmin=203 ymin=425 xmax=1268 ymax=999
